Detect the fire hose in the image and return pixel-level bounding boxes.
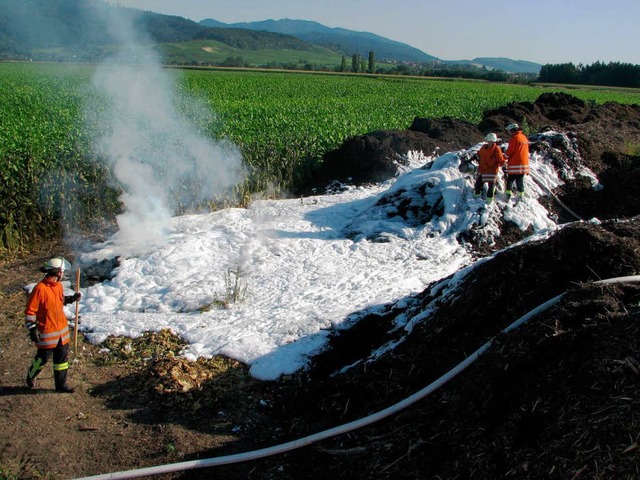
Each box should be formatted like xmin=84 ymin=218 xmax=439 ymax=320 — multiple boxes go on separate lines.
xmin=528 ymin=169 xmax=583 ymax=221
xmin=73 ymin=275 xmax=640 ymax=480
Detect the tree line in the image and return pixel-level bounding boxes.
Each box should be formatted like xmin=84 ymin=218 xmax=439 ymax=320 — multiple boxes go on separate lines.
xmin=337 ymin=57 xmax=640 ymax=89
xmin=338 ymin=52 xmax=376 ymax=73
xmin=538 ymin=61 xmax=640 ymax=88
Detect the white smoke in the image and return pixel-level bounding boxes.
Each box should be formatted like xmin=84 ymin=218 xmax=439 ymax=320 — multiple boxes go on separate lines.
xmin=85 ymin=7 xmax=245 ymax=261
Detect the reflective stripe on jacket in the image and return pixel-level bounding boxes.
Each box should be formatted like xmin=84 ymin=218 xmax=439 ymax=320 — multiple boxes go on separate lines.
xmin=506 ymin=131 xmax=530 ymax=175
xmin=476 ymin=143 xmax=505 ymax=182
xmin=25 ymin=278 xmax=70 ymax=349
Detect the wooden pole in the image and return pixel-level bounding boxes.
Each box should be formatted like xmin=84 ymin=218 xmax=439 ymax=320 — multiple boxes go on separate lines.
xmin=74 ymin=268 xmax=80 ymax=358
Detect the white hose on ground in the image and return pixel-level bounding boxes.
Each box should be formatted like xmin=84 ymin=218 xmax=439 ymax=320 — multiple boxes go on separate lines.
xmin=74 ymin=276 xmax=640 ymax=480
xmin=528 ymin=170 xmax=583 ymax=221
xmin=596 ymin=275 xmax=640 ymax=285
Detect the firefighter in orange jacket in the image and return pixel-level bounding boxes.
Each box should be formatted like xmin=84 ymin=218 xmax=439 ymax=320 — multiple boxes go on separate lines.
xmin=504 ymin=123 xmax=530 ymax=199
xmin=25 ymin=257 xmax=81 ymax=393
xmin=472 ymin=132 xmax=505 ymax=203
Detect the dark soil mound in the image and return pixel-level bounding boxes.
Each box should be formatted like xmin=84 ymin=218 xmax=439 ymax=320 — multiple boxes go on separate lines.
xmin=408 ymin=116 xmax=484 ymax=144
xmin=478 ymin=92 xmax=594 ymax=133
xmin=480 ymin=91 xmax=640 ymax=177
xmin=300 ymin=119 xmax=481 ymax=192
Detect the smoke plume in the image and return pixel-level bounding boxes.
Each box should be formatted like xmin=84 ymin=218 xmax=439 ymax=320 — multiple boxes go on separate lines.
xmin=85 ymin=5 xmax=245 ymax=261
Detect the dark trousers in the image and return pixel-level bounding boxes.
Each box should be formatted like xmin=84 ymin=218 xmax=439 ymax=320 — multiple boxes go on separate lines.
xmin=474 ymin=176 xmax=496 ymax=198
xmin=27 ymin=339 xmax=70 ymax=389
xmin=506 ymin=174 xmax=525 ymax=193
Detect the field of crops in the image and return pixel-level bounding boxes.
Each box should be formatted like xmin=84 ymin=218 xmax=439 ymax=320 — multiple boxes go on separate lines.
xmin=1 ymin=62 xmax=640 ymax=251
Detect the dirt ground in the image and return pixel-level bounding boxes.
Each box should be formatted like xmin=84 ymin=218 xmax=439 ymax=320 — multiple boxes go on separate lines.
xmin=0 ymin=244 xmax=245 ymax=479
xmin=1 ymin=92 xmax=640 ymax=479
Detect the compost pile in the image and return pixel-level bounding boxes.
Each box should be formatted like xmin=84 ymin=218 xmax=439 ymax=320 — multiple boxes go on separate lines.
xmin=188 ymin=92 xmax=640 ymax=480
xmin=1 ymin=92 xmax=640 ymax=480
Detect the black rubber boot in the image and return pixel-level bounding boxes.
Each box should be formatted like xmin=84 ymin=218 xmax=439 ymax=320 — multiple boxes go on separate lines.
xmin=54 ymin=369 xmax=74 ymax=393
xmin=26 ymin=369 xmax=37 ymax=389
xmin=26 ymin=357 xmax=44 ymax=389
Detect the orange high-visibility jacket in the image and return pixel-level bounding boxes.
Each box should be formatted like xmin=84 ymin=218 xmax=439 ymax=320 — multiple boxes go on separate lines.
xmin=25 ymin=278 xmax=70 ymax=349
xmin=476 ymin=143 xmax=505 ymax=182
xmin=506 ymin=131 xmax=530 ymax=175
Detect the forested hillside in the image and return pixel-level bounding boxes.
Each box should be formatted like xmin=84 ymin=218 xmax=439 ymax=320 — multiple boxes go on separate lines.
xmin=0 ymin=0 xmax=315 ymax=61
xmin=195 ymin=28 xmax=313 ymax=51
xmin=200 ymin=18 xmax=437 ymax=63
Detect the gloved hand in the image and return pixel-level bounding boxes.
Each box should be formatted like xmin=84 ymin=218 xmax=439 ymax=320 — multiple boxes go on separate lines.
xmin=28 ymin=326 xmax=40 ymax=343
xmin=64 ymin=292 xmax=81 ymax=305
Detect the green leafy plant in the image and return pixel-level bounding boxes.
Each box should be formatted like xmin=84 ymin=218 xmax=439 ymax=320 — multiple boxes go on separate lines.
xmin=623 ymin=141 xmax=640 ymax=156
xmin=520 ymin=117 xmax=533 ymax=136
xmin=0 ymin=467 xmax=19 ymax=480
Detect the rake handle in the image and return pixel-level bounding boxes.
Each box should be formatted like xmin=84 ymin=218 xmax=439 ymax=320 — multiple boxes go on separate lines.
xmin=74 ymin=268 xmax=80 ymax=357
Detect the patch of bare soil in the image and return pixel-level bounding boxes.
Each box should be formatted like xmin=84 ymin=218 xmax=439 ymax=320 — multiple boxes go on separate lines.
xmin=1 ymin=93 xmax=640 ymax=480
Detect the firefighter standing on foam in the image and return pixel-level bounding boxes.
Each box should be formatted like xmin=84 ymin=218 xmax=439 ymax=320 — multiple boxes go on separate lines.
xmin=504 ymin=123 xmax=530 ymax=199
xmin=472 ymin=132 xmax=505 ymax=203
xmin=25 ymin=257 xmax=81 ymax=393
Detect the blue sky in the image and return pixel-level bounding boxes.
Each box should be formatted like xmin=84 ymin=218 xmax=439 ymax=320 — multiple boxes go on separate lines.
xmin=113 ymin=0 xmax=640 ymax=65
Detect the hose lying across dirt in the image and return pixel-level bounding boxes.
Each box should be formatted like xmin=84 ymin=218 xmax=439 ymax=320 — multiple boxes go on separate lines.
xmin=74 ymin=275 xmax=640 ymax=480
xmin=528 ymin=169 xmax=583 ymax=221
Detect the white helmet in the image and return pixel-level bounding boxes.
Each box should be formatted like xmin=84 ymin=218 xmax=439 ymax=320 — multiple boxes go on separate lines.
xmin=41 ymin=257 xmax=71 ymax=274
xmin=484 ymin=133 xmax=498 ymax=142
xmin=506 ymin=123 xmax=520 ymax=132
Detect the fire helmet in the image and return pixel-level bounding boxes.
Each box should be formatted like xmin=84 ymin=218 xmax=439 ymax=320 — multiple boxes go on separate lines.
xmin=506 ymin=123 xmax=520 ymax=132
xmin=41 ymin=257 xmax=71 ymax=274
xmin=484 ymin=133 xmax=498 ymax=142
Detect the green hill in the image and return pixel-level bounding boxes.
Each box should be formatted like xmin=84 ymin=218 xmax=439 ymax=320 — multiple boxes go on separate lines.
xmin=447 ymin=57 xmax=542 ymax=75
xmin=0 ymin=0 xmax=322 ymax=64
xmin=0 ymin=0 xmax=438 ymax=66
xmin=200 ymin=18 xmax=438 ymax=64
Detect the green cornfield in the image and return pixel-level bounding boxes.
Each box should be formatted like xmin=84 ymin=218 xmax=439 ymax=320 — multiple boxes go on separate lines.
xmin=1 ymin=62 xmax=639 ymax=252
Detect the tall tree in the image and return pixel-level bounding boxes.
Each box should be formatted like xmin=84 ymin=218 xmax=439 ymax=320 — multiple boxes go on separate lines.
xmin=368 ymin=50 xmax=375 ymax=73
xmin=351 ymin=53 xmax=361 ymax=73
xmin=340 ymin=55 xmax=347 ymax=72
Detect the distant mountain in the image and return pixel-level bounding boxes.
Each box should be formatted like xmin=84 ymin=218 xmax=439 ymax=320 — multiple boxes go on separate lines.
xmin=198 ymin=18 xmax=543 ymax=73
xmin=447 ymin=57 xmax=542 ymax=75
xmin=200 ymin=18 xmax=438 ymax=64
xmin=0 ymin=0 xmax=541 ymax=73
